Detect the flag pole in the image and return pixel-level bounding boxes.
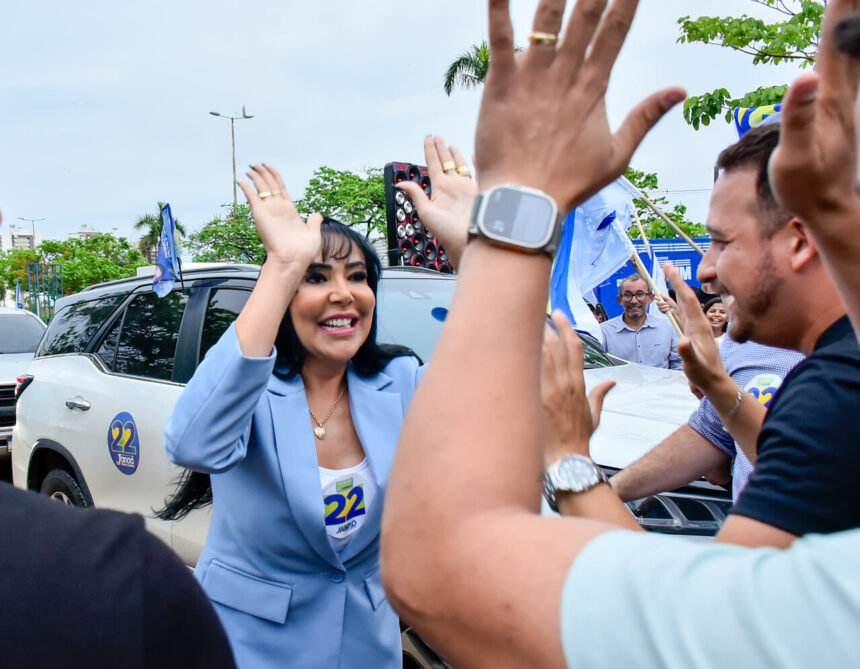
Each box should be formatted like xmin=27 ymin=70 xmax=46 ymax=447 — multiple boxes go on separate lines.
xmin=619 ymin=175 xmax=705 ymax=256
xmin=635 ymin=191 xmax=705 ymax=256
xmin=632 ymin=208 xmax=652 ymax=256
xmin=628 ymin=249 xmax=683 ymax=337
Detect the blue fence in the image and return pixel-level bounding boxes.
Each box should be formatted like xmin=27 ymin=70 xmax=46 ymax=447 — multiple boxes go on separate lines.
xmin=595 ymin=237 xmax=711 ymax=319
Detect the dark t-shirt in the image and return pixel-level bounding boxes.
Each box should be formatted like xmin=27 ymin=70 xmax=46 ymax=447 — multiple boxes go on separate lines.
xmin=731 ymin=316 xmax=860 ymax=536
xmin=0 ymin=482 xmax=235 ymax=669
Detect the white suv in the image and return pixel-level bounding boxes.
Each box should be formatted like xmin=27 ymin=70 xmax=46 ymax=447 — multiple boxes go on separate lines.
xmin=12 ymin=265 xmax=729 ymax=555
xmin=0 ymin=307 xmax=46 ymax=461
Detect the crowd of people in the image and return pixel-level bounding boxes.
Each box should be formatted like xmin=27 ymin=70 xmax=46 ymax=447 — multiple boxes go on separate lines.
xmin=3 ymin=0 xmax=860 ymax=667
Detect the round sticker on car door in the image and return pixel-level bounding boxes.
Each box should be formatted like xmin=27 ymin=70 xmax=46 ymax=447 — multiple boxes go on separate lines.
xmin=107 ymin=411 xmax=140 ymax=475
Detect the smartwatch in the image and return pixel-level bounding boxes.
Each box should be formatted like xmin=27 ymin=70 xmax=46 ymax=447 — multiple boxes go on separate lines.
xmin=543 ymin=454 xmax=609 ymax=512
xmin=469 ymin=184 xmax=562 ymax=256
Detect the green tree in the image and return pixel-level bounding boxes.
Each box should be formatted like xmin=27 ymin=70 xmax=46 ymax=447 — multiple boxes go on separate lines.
xmin=0 ymin=249 xmax=39 ymax=291
xmin=187 ymin=204 xmax=265 ymax=264
xmin=38 ymin=234 xmax=146 ymax=294
xmin=678 ymin=0 xmax=823 ymax=129
xmin=294 ymin=166 xmax=386 ymax=239
xmin=624 ymin=168 xmax=707 ymax=240
xmin=133 ymin=201 xmax=187 ymax=260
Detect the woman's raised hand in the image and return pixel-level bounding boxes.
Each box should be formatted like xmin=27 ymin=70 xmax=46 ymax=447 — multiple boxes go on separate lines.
xmin=238 ymin=164 xmax=322 ymax=268
xmin=396 ymin=136 xmax=475 ymax=268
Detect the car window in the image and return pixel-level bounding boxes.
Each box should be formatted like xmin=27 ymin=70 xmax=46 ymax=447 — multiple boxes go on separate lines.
xmin=199 ymin=288 xmax=251 ymax=362
xmin=376 ymin=275 xmax=454 ymax=363
xmin=113 ymin=291 xmax=188 ymax=381
xmin=0 ymin=314 xmax=46 ymax=353
xmin=95 ymin=315 xmax=122 ymax=370
xmin=377 ymin=273 xmax=619 ymax=368
xmin=37 ymin=295 xmax=124 ymax=357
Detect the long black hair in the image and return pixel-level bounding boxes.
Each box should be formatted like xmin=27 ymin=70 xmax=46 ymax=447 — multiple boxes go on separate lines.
xmin=157 ymin=218 xmax=416 ymax=521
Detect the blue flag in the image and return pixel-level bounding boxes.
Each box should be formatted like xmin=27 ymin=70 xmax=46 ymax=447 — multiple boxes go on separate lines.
xmin=645 ymin=245 xmax=670 ymax=321
xmin=152 ymin=203 xmax=182 ymax=298
xmin=549 ymin=178 xmax=638 ymax=341
xmin=733 ymin=103 xmax=783 ymax=138
xmin=15 ymin=280 xmax=23 ymax=309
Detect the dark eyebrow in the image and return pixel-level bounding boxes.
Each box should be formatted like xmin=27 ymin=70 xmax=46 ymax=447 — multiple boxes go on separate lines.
xmin=346 ymin=261 xmax=367 ymax=270
xmin=307 ymin=262 xmax=332 ymax=271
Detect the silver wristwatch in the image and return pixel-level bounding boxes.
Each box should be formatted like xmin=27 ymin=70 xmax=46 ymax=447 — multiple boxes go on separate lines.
xmin=542 ymin=454 xmax=608 ymax=512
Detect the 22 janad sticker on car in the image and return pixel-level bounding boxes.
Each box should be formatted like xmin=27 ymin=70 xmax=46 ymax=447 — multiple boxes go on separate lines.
xmin=107 ymin=411 xmax=140 ymax=475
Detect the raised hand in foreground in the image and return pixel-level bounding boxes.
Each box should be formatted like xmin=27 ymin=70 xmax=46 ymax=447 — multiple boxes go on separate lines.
xmin=474 ymin=0 xmax=686 ymax=211
xmin=396 ymin=136 xmax=475 ymax=268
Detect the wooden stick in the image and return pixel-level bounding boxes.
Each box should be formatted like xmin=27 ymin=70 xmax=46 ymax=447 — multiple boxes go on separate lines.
xmin=636 ymin=191 xmax=705 ymax=257
xmin=629 ymin=252 xmax=683 ymax=337
xmin=632 ymin=208 xmax=651 ymax=256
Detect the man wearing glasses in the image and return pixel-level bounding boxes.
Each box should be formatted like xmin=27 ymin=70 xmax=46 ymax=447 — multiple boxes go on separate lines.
xmin=600 ymin=273 xmax=682 ymax=369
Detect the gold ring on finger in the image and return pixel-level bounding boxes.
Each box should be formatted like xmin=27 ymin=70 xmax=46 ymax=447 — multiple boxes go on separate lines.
xmin=258 ymin=191 xmax=272 ymax=199
xmin=441 ymin=161 xmax=457 ymax=172
xmin=529 ymin=31 xmax=558 ymax=45
xmin=456 ymin=166 xmax=471 ymax=177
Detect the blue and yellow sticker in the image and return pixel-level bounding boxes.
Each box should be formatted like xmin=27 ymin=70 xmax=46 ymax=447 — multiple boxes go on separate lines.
xmin=107 ymin=411 xmax=140 ymax=475
xmin=745 ymin=374 xmax=782 ymax=409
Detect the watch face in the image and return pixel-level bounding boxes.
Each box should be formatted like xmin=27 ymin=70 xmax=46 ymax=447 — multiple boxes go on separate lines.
xmin=554 ymin=456 xmax=601 ymax=491
xmin=482 ymin=187 xmax=555 ymax=247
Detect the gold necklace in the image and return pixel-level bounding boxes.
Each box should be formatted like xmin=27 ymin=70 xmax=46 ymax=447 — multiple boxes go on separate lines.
xmin=308 ymin=385 xmax=346 ymax=440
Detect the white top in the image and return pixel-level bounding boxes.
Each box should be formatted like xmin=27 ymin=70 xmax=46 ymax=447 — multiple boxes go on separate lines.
xmin=319 ymin=458 xmax=377 ymax=552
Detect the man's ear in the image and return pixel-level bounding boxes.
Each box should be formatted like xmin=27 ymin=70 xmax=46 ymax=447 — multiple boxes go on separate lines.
xmin=786 ymin=218 xmax=817 ymax=272
xmin=616 ymin=294 xmax=623 ymax=305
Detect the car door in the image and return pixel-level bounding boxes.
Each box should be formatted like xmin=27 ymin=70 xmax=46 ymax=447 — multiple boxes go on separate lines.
xmin=64 ymin=288 xmax=191 ymax=546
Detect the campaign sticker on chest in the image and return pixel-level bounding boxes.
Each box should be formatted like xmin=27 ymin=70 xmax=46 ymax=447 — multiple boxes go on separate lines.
xmin=323 ymin=474 xmax=368 ymax=540
xmin=745 ymin=374 xmax=784 ymax=409
xmin=107 ymin=411 xmax=140 ymax=475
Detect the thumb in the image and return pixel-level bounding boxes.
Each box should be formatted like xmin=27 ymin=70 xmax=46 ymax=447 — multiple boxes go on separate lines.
xmin=613 ymin=87 xmax=687 ymax=169
xmin=396 ymin=181 xmax=430 ymax=215
xmin=587 ymin=379 xmax=615 ymax=430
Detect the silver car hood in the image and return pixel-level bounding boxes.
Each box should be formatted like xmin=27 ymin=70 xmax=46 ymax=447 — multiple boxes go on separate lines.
xmin=584 ymin=362 xmax=698 ymax=470
xmin=0 ymin=353 xmax=35 ymax=386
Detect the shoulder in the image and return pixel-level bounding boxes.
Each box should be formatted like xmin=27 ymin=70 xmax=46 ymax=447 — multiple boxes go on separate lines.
xmin=380 ymin=355 xmax=422 ymax=389
xmin=601 ymin=317 xmax=621 ymax=332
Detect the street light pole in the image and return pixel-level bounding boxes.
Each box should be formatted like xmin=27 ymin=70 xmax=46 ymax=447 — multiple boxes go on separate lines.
xmin=210 ymin=106 xmax=254 ymax=208
xmin=17 ymin=217 xmax=44 ymax=249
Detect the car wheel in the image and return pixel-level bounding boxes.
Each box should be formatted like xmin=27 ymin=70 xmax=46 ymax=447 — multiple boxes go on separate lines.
xmin=40 ymin=469 xmax=90 ymax=508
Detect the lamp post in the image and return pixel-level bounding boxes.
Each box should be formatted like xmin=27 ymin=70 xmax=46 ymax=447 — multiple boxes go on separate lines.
xmin=17 ymin=217 xmax=44 ymax=250
xmin=209 ymin=106 xmax=254 ymax=208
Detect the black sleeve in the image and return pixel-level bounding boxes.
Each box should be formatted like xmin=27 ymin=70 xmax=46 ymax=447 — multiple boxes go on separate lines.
xmin=142 ymin=532 xmax=236 ymax=669
xmin=731 ymin=354 xmax=860 ymax=536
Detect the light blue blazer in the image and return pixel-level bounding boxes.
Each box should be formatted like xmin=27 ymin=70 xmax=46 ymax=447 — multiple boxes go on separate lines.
xmin=165 ymin=324 xmax=422 ymax=669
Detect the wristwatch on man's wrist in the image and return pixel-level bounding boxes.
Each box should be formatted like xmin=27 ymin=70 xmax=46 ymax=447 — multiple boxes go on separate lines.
xmin=542 ymin=454 xmax=609 ymax=512
xmin=469 ymin=183 xmax=562 ymax=257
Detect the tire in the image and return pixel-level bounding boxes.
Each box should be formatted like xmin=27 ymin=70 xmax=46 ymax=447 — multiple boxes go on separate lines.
xmin=40 ymin=469 xmax=90 ymax=508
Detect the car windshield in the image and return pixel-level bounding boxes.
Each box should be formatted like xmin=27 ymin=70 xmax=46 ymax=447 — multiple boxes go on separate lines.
xmin=0 ymin=313 xmax=46 ymax=353
xmin=377 ymin=273 xmax=618 ymax=368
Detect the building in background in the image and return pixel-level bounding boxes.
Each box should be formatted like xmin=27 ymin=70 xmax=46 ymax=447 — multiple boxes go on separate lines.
xmin=0 ymin=225 xmax=42 ymax=252
xmin=67 ymin=225 xmax=99 ymax=241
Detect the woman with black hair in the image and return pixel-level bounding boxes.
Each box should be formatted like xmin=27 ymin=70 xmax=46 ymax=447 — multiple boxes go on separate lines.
xmin=161 ymin=144 xmax=473 ymax=668
xmin=703 ymin=296 xmax=728 ymax=342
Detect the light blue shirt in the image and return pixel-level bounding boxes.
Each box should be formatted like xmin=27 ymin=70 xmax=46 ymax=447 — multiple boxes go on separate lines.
xmin=600 ymin=314 xmax=682 ymax=370
xmin=687 ymin=336 xmax=804 ymax=501
xmin=561 ymin=528 xmax=860 ymax=668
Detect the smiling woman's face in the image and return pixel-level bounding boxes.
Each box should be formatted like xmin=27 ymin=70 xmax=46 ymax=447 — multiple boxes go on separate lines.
xmin=706 ymin=302 xmax=728 ymax=335
xmin=289 ymin=240 xmax=375 ymax=369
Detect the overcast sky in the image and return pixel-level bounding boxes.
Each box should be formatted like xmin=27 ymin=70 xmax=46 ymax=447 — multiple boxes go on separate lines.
xmin=0 ymin=0 xmax=805 ymax=245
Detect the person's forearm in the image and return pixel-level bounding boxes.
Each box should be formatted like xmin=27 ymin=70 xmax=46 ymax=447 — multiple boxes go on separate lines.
xmin=704 ymin=375 xmax=765 ymax=465
xmin=556 ymin=484 xmax=642 ymax=530
xmin=234 ymin=260 xmax=305 ymax=357
xmin=389 ymin=240 xmax=551 ymax=512
xmin=610 ymin=425 xmax=730 ymax=502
